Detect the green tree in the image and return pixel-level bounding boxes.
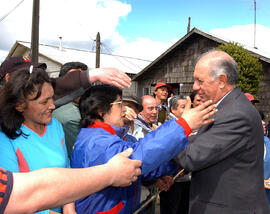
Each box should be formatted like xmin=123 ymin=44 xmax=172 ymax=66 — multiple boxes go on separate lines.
xmin=217 ymin=42 xmax=263 ymax=96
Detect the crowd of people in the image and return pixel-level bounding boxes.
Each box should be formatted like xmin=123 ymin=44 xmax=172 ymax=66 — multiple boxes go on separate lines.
xmin=0 ymin=49 xmax=269 ymax=214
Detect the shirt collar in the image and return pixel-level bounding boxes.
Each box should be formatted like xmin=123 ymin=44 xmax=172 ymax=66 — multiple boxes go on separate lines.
xmin=169 ymin=112 xmax=177 ymax=119
xmin=216 ymin=88 xmax=234 ymax=106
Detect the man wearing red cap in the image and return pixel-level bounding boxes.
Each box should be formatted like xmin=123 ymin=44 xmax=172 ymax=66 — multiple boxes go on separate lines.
xmin=244 ymin=92 xmax=260 ymax=104
xmin=154 ymin=82 xmax=171 ymax=124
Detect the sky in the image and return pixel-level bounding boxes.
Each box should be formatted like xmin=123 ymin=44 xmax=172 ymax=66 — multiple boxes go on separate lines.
xmin=0 ymin=0 xmax=270 ymax=64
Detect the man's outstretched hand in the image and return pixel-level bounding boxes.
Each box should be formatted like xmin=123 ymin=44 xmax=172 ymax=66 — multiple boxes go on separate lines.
xmin=89 ymin=68 xmax=131 ymax=89
xmin=107 ymin=148 xmax=142 ymax=187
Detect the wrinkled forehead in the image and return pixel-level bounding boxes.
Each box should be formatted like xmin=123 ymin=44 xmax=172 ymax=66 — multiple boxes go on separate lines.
xmin=143 ymin=98 xmax=157 ymax=108
xmin=194 ymin=64 xmax=210 ymax=79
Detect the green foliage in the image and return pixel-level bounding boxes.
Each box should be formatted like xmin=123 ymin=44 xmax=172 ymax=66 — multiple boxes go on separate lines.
xmin=216 ymin=42 xmax=263 ymax=96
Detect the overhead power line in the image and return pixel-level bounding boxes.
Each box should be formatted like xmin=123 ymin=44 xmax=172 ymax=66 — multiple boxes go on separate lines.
xmin=0 ymin=0 xmax=25 ymax=23
xmin=102 ymin=44 xmax=142 ymax=73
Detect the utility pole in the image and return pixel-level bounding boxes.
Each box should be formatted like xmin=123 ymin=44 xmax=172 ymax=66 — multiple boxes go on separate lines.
xmin=187 ymin=17 xmax=191 ymax=33
xmin=95 ymin=32 xmax=100 ymax=68
xmin=31 ymin=0 xmax=40 ymax=63
xmin=253 ymin=0 xmax=257 ymax=49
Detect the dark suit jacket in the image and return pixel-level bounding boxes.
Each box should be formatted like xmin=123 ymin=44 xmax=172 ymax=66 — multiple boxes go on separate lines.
xmin=176 ymin=87 xmax=269 ymax=214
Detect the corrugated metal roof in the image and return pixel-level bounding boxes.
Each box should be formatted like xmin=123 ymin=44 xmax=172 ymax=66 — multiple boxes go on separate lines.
xmin=17 ymin=41 xmax=152 ymax=74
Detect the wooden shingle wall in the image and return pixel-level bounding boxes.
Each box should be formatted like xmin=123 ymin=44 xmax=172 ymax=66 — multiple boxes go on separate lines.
xmin=134 ymin=34 xmax=270 ymax=122
xmin=257 ymin=62 xmax=270 ymax=121
xmin=135 ymin=34 xmax=220 ymax=97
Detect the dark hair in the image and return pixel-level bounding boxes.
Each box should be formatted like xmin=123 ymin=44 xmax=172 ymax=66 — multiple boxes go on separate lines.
xmin=169 ymin=95 xmax=186 ymax=112
xmin=0 ymin=68 xmax=52 ymax=139
xmin=259 ymin=110 xmax=265 ymax=121
xmin=59 ymin=61 xmax=88 ymax=77
xmin=79 ymin=85 xmax=122 ymax=128
xmin=190 ymin=90 xmax=198 ymax=103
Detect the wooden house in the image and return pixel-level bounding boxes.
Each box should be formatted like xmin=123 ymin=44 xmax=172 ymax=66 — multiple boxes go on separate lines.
xmin=133 ymin=28 xmax=270 ymax=120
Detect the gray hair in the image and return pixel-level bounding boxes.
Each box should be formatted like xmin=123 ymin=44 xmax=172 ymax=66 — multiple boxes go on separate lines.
xmin=169 ymin=95 xmax=186 ymax=112
xmin=197 ymin=50 xmax=239 ymax=85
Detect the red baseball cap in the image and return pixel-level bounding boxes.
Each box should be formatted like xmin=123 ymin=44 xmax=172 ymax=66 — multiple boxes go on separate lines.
xmin=154 ymin=82 xmax=171 ymax=91
xmin=0 ymin=56 xmax=47 ymax=80
xmin=244 ymin=93 xmax=259 ymax=103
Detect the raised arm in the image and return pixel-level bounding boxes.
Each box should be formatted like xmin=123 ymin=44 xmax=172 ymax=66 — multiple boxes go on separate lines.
xmin=130 ymin=99 xmax=217 ymax=174
xmin=54 ymin=68 xmax=131 ymax=107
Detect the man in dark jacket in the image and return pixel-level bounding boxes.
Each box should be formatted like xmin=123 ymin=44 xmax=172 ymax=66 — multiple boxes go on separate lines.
xmin=175 ymin=50 xmax=269 ymax=214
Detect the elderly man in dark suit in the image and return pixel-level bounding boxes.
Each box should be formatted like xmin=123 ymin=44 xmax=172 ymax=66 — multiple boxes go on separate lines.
xmin=176 ymin=50 xmax=269 ymax=214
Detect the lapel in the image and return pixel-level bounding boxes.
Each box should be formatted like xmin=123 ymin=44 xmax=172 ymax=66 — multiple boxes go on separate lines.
xmin=215 ymin=87 xmax=242 ymax=112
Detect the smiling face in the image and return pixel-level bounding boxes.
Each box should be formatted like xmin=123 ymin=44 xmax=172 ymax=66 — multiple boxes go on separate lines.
xmin=18 ymin=82 xmax=55 ymax=129
xmin=141 ymin=96 xmax=158 ymax=124
xmin=192 ymin=58 xmax=221 ymax=104
xmin=192 ymin=52 xmax=235 ymax=104
xmin=155 ymin=86 xmax=169 ymax=104
xmin=103 ymin=95 xmax=125 ymax=127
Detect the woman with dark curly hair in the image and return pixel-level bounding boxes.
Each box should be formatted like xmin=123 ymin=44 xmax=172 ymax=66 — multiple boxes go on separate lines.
xmin=71 ymin=84 xmax=216 ymax=214
xmin=0 ymin=68 xmax=75 ymax=214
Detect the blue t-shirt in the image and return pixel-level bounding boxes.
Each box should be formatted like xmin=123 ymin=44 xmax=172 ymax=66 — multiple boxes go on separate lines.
xmin=0 ymin=117 xmax=69 ymax=213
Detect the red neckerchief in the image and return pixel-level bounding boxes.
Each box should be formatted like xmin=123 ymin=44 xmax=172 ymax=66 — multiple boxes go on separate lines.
xmin=88 ymin=120 xmax=116 ymax=135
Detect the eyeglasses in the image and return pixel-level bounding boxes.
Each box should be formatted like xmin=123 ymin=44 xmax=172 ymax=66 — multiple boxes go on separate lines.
xmin=110 ymin=100 xmax=122 ymax=106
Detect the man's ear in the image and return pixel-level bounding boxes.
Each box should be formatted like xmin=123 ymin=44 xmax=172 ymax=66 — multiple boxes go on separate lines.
xmin=15 ymin=102 xmax=26 ymax=113
xmin=218 ymin=74 xmax=227 ymax=89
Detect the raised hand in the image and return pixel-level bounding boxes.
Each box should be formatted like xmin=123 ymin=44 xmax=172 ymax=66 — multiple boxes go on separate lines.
xmin=181 ymin=97 xmax=217 ymax=130
xmin=89 ymin=68 xmax=131 ymax=89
